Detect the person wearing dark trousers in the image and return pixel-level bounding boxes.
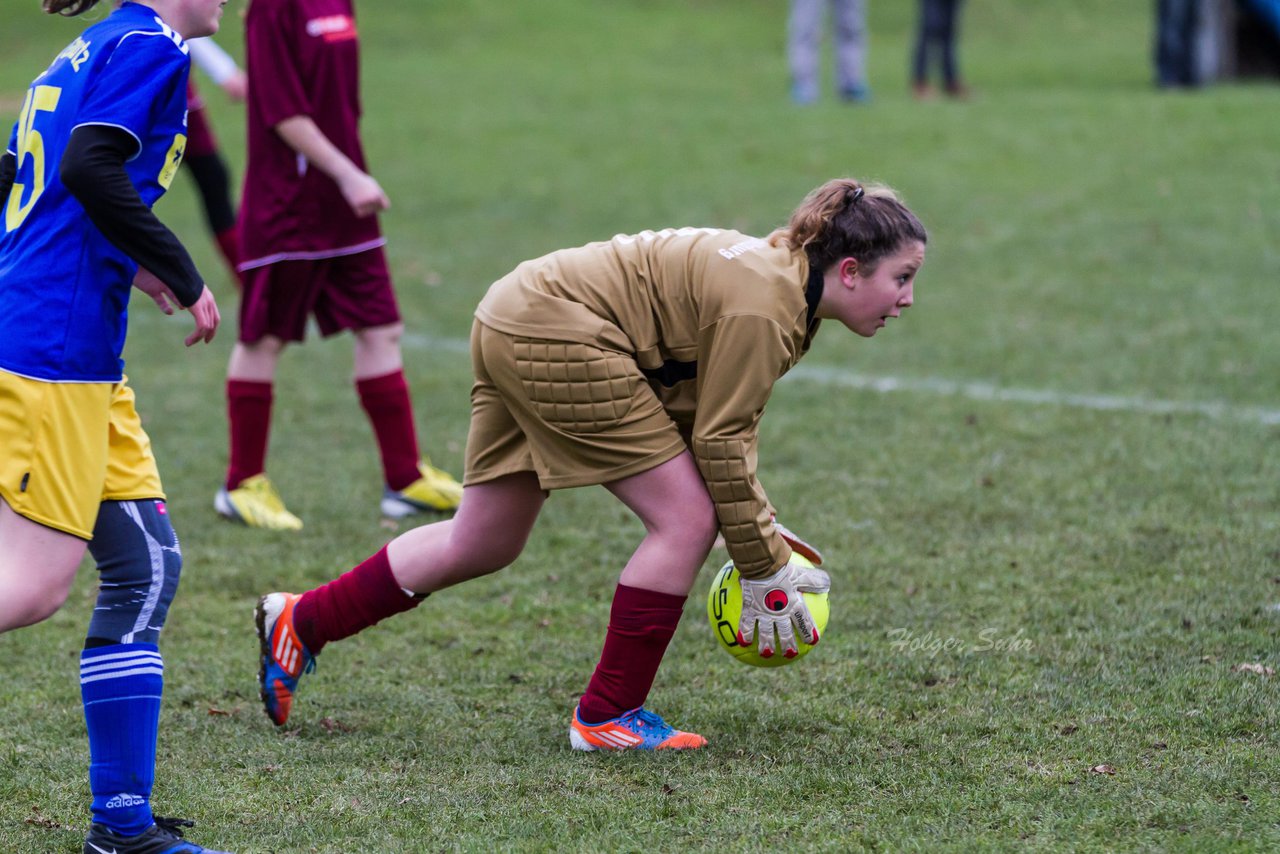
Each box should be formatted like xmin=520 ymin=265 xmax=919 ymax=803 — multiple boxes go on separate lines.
xmin=912 ymin=0 xmax=968 ymax=99
xmin=1154 ymin=0 xmax=1202 ymax=88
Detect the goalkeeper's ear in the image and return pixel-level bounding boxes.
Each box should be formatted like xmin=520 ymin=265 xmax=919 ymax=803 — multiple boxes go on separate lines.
xmin=772 ymin=516 xmax=824 ymax=566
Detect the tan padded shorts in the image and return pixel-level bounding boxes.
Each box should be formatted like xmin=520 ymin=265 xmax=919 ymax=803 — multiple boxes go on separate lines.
xmin=464 ymin=321 xmax=688 ymax=490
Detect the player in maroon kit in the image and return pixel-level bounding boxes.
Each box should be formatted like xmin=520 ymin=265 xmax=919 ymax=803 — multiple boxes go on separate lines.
xmin=215 ymin=0 xmax=461 ymax=530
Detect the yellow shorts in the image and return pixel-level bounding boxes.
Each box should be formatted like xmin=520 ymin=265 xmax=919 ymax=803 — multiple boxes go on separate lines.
xmin=464 ymin=322 xmax=687 ymax=490
xmin=0 ymin=371 xmax=164 ymax=540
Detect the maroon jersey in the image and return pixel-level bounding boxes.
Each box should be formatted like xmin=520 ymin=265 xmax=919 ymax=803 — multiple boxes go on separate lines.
xmin=239 ymin=0 xmax=384 ymax=268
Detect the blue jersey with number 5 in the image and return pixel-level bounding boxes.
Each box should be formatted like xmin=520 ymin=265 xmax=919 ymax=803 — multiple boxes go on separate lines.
xmin=0 ymin=2 xmax=191 ymax=382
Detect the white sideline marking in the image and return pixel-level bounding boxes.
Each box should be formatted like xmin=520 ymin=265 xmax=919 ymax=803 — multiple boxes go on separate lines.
xmin=400 ymin=333 xmax=1280 ymax=426
xmin=786 ymin=365 xmax=1280 ymax=426
xmin=402 ymin=332 xmax=469 ymax=354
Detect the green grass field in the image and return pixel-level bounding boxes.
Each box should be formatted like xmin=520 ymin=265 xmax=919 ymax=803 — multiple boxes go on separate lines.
xmin=3 ymin=1 xmax=1280 ymax=851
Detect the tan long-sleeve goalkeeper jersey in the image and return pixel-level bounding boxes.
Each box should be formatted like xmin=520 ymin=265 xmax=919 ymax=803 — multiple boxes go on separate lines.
xmin=474 ymin=227 xmax=824 ymax=579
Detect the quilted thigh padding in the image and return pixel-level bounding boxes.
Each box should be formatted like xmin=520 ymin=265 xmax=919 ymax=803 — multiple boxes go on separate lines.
xmin=512 ymin=339 xmax=640 ymax=433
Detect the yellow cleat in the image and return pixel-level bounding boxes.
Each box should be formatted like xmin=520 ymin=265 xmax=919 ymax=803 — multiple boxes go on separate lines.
xmin=381 ymin=458 xmax=463 ymax=517
xmin=214 ymin=474 xmax=303 ymax=531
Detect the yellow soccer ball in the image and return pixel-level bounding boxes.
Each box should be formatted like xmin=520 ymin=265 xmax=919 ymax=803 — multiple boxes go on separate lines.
xmin=706 ymin=556 xmax=829 ymax=668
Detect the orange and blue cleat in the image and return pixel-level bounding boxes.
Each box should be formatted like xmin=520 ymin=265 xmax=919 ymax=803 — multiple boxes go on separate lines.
xmin=569 ymin=706 xmax=707 ymax=751
xmin=255 ymin=592 xmax=315 ymax=726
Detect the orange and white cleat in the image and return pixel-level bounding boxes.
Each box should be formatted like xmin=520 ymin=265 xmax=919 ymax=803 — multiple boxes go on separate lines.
xmin=569 ymin=706 xmax=707 ymax=751
xmin=255 ymin=592 xmax=315 ymax=726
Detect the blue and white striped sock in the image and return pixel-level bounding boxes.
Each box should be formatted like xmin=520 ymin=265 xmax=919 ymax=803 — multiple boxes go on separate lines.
xmin=80 ymin=643 xmax=163 ymax=835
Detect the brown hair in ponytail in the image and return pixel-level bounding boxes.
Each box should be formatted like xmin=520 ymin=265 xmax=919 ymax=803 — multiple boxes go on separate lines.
xmin=43 ymin=0 xmax=103 ymax=16
xmin=769 ymin=178 xmax=928 ymax=273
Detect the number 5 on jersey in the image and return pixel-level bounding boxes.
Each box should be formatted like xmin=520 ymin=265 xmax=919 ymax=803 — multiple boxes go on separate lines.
xmin=6 ymin=85 xmax=62 ymax=232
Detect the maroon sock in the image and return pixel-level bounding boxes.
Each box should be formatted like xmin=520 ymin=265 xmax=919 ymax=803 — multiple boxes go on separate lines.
xmin=214 ymin=226 xmax=243 ymax=290
xmin=577 ymin=584 xmax=687 ymax=725
xmin=355 ymin=370 xmax=421 ymax=491
xmin=226 ymin=379 xmax=273 ymax=490
xmin=291 ymin=547 xmax=423 ymax=655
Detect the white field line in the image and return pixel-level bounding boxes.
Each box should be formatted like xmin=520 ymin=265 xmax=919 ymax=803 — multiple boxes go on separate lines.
xmin=403 ymin=332 xmax=470 ymax=354
xmin=786 ymin=365 xmax=1280 ymax=426
xmin=402 ymin=332 xmax=1280 ymax=426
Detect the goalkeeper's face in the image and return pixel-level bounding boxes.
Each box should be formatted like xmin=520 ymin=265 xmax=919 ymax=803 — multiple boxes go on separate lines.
xmin=823 ymin=240 xmax=924 ymax=338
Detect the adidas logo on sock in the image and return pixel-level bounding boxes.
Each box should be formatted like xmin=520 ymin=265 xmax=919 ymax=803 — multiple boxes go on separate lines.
xmin=104 ymin=793 xmax=146 ymax=809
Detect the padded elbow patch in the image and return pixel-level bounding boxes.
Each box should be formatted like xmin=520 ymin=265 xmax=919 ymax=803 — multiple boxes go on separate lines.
xmin=85 ymin=500 xmax=182 ymax=646
xmin=693 ymin=437 xmax=782 ymax=578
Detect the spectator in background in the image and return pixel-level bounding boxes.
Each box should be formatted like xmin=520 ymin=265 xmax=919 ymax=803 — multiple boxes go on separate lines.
xmin=1243 ymin=0 xmax=1280 ymax=38
xmin=185 ymin=37 xmax=247 ymax=284
xmin=788 ymin=0 xmax=870 ymax=104
xmin=911 ymin=0 xmax=969 ymax=99
xmin=1155 ymin=0 xmax=1202 ymax=87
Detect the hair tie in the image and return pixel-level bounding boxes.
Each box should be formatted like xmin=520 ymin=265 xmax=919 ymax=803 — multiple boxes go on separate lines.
xmin=848 ymin=186 xmax=865 ymax=206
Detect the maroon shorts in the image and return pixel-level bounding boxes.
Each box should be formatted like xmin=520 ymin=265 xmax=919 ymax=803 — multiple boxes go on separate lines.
xmin=237 ymin=247 xmax=401 ymax=343
xmin=185 ymin=82 xmax=217 ymax=159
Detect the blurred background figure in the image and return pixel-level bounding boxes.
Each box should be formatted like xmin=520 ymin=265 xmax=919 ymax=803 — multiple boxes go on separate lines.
xmin=1155 ymin=0 xmax=1203 ymax=87
xmin=911 ymin=0 xmax=968 ymax=98
xmin=1210 ymin=0 xmax=1280 ymax=80
xmin=185 ymin=37 xmax=246 ymax=285
xmin=1244 ymin=0 xmax=1280 ymax=36
xmin=788 ymin=0 xmax=870 ymax=104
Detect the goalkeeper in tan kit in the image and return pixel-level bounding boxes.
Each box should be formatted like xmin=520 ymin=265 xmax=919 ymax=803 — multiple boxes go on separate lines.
xmin=255 ymin=178 xmax=928 ymax=750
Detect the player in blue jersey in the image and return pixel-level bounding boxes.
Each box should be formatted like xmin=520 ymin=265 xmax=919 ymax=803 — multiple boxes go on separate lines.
xmin=0 ymin=2 xmax=229 ymax=853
